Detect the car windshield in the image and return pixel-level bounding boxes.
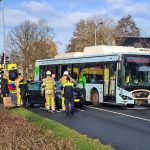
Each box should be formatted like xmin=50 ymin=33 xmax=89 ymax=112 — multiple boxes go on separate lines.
xmin=28 ymin=82 xmax=41 ymax=90
xmin=120 ymin=55 xmax=150 ymax=87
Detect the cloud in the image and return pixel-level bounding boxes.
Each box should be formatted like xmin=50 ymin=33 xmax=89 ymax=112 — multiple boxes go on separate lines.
xmin=53 ymin=11 xmax=92 ymax=28
xmin=1 ymin=0 xmax=150 ymax=52
xmin=5 ymin=7 xmax=38 ymax=27
xmin=123 ymin=3 xmax=150 ymax=16
xmin=105 ymin=0 xmax=150 ymax=16
xmin=21 ymin=1 xmax=55 ymax=12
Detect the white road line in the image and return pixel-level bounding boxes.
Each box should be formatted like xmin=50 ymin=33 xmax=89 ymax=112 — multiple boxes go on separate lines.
xmin=39 ymin=107 xmax=45 ymax=110
xmin=85 ymin=105 xmax=150 ymax=123
xmin=74 ymin=108 xmax=84 ymax=112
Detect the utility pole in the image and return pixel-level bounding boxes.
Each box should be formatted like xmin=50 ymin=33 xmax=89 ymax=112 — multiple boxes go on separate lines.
xmin=1 ymin=0 xmax=6 ymax=71
xmin=94 ymin=22 xmax=103 ymax=46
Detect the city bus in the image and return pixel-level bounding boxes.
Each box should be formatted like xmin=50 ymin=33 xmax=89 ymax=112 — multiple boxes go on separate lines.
xmin=34 ymin=45 xmax=150 ymax=107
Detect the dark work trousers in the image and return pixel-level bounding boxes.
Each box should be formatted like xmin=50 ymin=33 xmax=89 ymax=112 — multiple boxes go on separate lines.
xmin=64 ymin=97 xmax=74 ymax=112
xmin=21 ymin=92 xmax=27 ymax=107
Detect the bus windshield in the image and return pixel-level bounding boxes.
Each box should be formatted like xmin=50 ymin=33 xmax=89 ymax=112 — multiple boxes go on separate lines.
xmin=120 ymin=55 xmax=150 ymax=87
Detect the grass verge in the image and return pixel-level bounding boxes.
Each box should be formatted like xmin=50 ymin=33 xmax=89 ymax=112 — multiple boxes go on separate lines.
xmin=0 ymin=106 xmax=73 ymax=150
xmin=11 ymin=108 xmax=114 ymax=150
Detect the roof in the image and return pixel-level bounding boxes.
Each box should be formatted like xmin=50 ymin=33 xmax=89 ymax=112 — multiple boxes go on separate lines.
xmin=54 ymin=45 xmax=150 ymax=59
xmin=116 ymin=37 xmax=150 ymax=48
xmin=55 ymin=52 xmax=83 ymax=59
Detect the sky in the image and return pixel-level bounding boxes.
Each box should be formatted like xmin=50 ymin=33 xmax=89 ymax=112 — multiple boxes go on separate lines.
xmin=0 ymin=0 xmax=150 ymax=53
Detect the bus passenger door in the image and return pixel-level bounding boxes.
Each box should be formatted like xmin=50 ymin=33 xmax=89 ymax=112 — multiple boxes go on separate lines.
xmin=103 ymin=63 xmax=116 ymax=103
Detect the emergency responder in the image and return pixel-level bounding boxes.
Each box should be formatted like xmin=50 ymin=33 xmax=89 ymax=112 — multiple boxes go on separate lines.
xmin=15 ymin=73 xmax=23 ymax=106
xmin=62 ymin=77 xmax=74 ymax=116
xmin=27 ymin=75 xmax=33 ymax=84
xmin=0 ymin=67 xmax=4 ymax=103
xmin=19 ymin=76 xmax=28 ymax=107
xmin=79 ymin=74 xmax=87 ymax=99
xmin=1 ymin=74 xmax=10 ymax=97
xmin=42 ymin=71 xmax=55 ymax=112
xmin=59 ymin=71 xmax=75 ymax=111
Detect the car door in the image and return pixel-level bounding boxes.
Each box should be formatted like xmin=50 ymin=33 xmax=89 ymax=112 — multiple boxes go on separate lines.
xmin=28 ymin=82 xmax=44 ymax=104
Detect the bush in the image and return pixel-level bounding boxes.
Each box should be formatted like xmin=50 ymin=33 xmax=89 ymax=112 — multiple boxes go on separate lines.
xmin=0 ymin=106 xmax=75 ymax=150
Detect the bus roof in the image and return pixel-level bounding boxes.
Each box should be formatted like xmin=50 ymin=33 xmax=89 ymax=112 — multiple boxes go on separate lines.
xmin=54 ymin=45 xmax=150 ymax=59
xmin=84 ymin=45 xmax=150 ymax=55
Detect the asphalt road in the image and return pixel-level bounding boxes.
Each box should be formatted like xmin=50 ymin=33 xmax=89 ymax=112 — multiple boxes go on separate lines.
xmin=29 ymin=105 xmax=150 ymax=150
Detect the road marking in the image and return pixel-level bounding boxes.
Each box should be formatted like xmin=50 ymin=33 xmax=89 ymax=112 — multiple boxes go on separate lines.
xmin=39 ymin=107 xmax=45 ymax=110
xmin=125 ymin=107 xmax=147 ymax=110
xmin=85 ymin=105 xmax=150 ymax=122
xmin=74 ymin=108 xmax=84 ymax=112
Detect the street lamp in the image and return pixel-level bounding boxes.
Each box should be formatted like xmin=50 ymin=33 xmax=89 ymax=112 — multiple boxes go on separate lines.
xmin=1 ymin=0 xmax=6 ymax=71
xmin=95 ymin=22 xmax=103 ymax=46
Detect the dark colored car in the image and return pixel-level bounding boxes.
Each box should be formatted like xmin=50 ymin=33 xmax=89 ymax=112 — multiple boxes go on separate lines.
xmin=26 ymin=81 xmax=84 ymax=108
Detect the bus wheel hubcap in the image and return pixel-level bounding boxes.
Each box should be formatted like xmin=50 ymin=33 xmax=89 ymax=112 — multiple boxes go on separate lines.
xmin=92 ymin=92 xmax=99 ymax=105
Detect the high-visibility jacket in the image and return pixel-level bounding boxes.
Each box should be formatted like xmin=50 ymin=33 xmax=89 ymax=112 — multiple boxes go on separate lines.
xmin=63 ymin=82 xmax=74 ymax=99
xmin=79 ymin=75 xmax=87 ymax=88
xmin=59 ymin=75 xmax=75 ymax=85
xmin=27 ymin=77 xmax=33 ymax=84
xmin=42 ymin=77 xmax=55 ymax=93
xmin=19 ymin=79 xmax=28 ymax=94
xmin=15 ymin=77 xmax=22 ymax=93
xmin=59 ymin=76 xmax=67 ymax=85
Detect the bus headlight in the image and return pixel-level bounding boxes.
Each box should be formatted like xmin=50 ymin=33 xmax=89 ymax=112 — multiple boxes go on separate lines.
xmin=119 ymin=94 xmax=133 ymax=100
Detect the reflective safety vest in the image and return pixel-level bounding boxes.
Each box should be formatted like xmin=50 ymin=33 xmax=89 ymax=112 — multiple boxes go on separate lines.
xmin=19 ymin=80 xmax=28 ymax=93
xmin=59 ymin=76 xmax=75 ymax=85
xmin=63 ymin=82 xmax=74 ymax=99
xmin=59 ymin=76 xmax=67 ymax=85
xmin=79 ymin=75 xmax=87 ymax=88
xmin=15 ymin=77 xmax=22 ymax=93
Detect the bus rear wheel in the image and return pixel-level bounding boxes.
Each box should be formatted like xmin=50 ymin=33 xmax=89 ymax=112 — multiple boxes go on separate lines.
xmin=91 ymin=90 xmax=99 ymax=106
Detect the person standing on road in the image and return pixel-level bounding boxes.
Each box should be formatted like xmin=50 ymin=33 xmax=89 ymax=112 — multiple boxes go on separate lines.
xmin=42 ymin=71 xmax=55 ymax=112
xmin=15 ymin=73 xmax=23 ymax=106
xmin=1 ymin=74 xmax=10 ymax=97
xmin=59 ymin=71 xmax=75 ymax=111
xmin=19 ymin=76 xmax=28 ymax=107
xmin=27 ymin=75 xmax=33 ymax=84
xmin=62 ymin=76 xmax=74 ymax=116
xmin=79 ymin=74 xmax=87 ymax=100
xmin=0 ymin=68 xmax=4 ymax=103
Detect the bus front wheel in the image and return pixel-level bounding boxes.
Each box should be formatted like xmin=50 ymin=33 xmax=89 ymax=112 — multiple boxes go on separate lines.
xmin=91 ymin=90 xmax=99 ymax=106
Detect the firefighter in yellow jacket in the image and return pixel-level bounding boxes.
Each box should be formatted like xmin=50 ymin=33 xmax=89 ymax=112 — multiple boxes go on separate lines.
xmin=42 ymin=71 xmax=55 ymax=112
xmin=59 ymin=71 xmax=75 ymax=111
xmin=15 ymin=73 xmax=23 ymax=106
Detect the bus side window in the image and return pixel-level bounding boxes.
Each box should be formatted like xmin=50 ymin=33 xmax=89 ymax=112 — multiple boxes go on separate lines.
xmin=61 ymin=65 xmax=67 ymax=76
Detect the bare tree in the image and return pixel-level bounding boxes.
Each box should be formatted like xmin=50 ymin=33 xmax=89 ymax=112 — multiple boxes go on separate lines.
xmin=115 ymin=15 xmax=140 ymax=45
xmin=7 ymin=19 xmax=57 ymax=75
xmin=66 ymin=16 xmax=115 ymax=52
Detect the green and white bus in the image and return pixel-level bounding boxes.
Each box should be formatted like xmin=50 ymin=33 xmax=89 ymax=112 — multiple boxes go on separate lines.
xmin=34 ymin=45 xmax=150 ymax=106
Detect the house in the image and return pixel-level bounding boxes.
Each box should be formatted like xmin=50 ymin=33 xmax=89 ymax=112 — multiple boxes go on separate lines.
xmin=116 ymin=37 xmax=150 ymax=48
